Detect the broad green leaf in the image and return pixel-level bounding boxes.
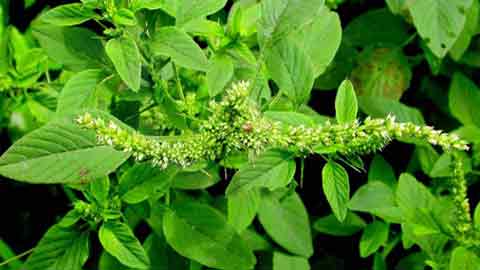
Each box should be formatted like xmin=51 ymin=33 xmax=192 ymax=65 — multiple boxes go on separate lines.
xmin=396 ymin=173 xmax=436 ymax=221
xmin=395 ymin=252 xmax=428 ymax=270
xmin=57 ymin=69 xmax=106 ymax=115
xmin=449 ymin=246 xmax=480 ymax=270
xmin=291 ymin=7 xmax=342 ymax=76
xmin=475 ymin=202 xmax=480 ymax=230
xmin=273 ymin=252 xmax=310 ymax=270
xmin=240 ymin=228 xmax=272 ymax=251
xmin=386 ymin=0 xmax=407 ymax=15
xmin=40 ymin=3 xmax=95 ymax=26
xmin=89 ymin=177 xmax=110 ymax=206
xmin=344 ymin=8 xmax=409 ymax=47
xmin=25 ymin=225 xmax=89 ymax=270
xmin=142 ymin=233 xmax=190 ymax=270
xmin=373 ymin=253 xmax=387 ymax=270
xmin=0 ymin=239 xmax=22 ymax=269
xmin=113 ymin=8 xmax=137 ymax=26
xmin=335 ymin=79 xmax=358 ymax=124
xmin=228 ymin=189 xmax=261 ymax=233
xmin=98 ymin=252 xmax=131 ymax=270
xmin=449 ymin=72 xmax=480 ymax=127
xmin=183 ymin=18 xmax=224 ymax=37
xmin=226 ymin=150 xmax=296 ymax=195
xmin=450 ymin=0 xmax=479 ymax=60
xmin=313 ymin=212 xmax=366 ymax=236
xmin=349 ymin=181 xmax=402 ymax=223
xmin=359 ymin=221 xmax=389 ymax=258
xmin=265 ymin=37 xmax=315 ymax=105
xmin=350 ymin=47 xmax=411 ymax=101
xmin=119 ymin=163 xmax=176 ymax=204
xmin=358 ymin=96 xmax=425 ymax=125
xmin=0 ymin=113 xmax=130 ymax=184
xmin=150 ymin=26 xmax=208 ymax=71
xmin=105 ymin=37 xmax=141 ymax=92
xmin=32 ymin=23 xmax=107 ymax=71
xmin=207 ymin=54 xmax=234 ymax=97
xmin=258 ymin=192 xmax=313 ymax=257
xmin=407 ymin=0 xmax=474 ymax=58
xmin=171 ymin=163 xmax=221 ymax=190
xmin=99 ymin=221 xmax=150 ymax=269
xmin=176 ymin=0 xmax=228 ymax=25
xmin=132 ymin=0 xmax=177 ymax=14
xmin=163 ymin=201 xmax=256 ymax=270
xmin=368 ymin=154 xmax=396 ymax=188
xmin=322 ymin=161 xmax=350 ymax=222
xmin=258 ymin=0 xmax=325 ymax=45
xmin=227 ymin=2 xmax=260 ymax=37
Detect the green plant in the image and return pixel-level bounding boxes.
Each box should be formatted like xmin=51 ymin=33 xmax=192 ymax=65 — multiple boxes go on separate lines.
xmin=2 ymin=0 xmax=480 ymax=269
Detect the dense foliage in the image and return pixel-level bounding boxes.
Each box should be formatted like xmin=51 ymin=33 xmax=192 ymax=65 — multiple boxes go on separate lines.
xmin=1 ymin=0 xmax=480 ymax=269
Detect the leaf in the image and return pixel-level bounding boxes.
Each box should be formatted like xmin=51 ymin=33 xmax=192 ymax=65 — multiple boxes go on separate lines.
xmin=171 ymin=163 xmax=221 ymax=190
xmin=240 ymin=228 xmax=272 ymax=251
xmin=358 ymin=96 xmax=425 ymax=125
xmin=163 ymin=201 xmax=256 ymax=270
xmin=291 ymin=7 xmax=342 ymax=76
xmin=349 ymin=181 xmax=402 ymax=223
xmin=207 ymin=54 xmax=234 ymax=97
xmin=449 ymin=72 xmax=480 ymax=127
xmin=150 ymin=26 xmax=208 ymax=71
xmin=313 ymin=212 xmax=366 ymax=236
xmin=0 ymin=113 xmax=130 ymax=184
xmin=40 ymin=3 xmax=95 ymax=26
xmin=258 ymin=0 xmax=325 ymax=44
xmin=258 ymin=192 xmax=313 ymax=257
xmin=449 ymin=246 xmax=480 ymax=270
xmin=105 ymin=37 xmax=141 ymax=92
xmin=228 ymin=188 xmax=261 ymax=233
xmin=344 ymin=8 xmax=409 ymax=47
xmin=335 ymin=79 xmax=358 ymax=124
xmin=32 ymin=23 xmax=107 ymax=71
xmin=57 ymin=69 xmax=107 ymax=115
xmin=132 ymin=0 xmax=177 ymax=13
xmin=475 ymin=202 xmax=480 ymax=230
xmin=25 ymin=225 xmax=89 ymax=270
xmin=99 ymin=221 xmax=150 ymax=269
xmin=273 ymin=252 xmax=310 ymax=270
xmin=322 ymin=161 xmax=350 ymax=222
xmin=350 ymin=47 xmax=412 ymax=101
xmin=450 ymin=0 xmax=479 ymax=60
xmin=176 ymin=0 xmax=228 ymax=25
xmin=265 ymin=37 xmax=315 ymax=105
xmin=113 ymin=8 xmax=137 ymax=26
xmin=359 ymin=221 xmax=389 ymax=258
xmin=226 ymin=150 xmax=296 ymax=195
xmin=368 ymin=154 xmax=396 ymax=188
xmin=407 ymin=0 xmax=474 ymax=58
xmin=396 ymin=173 xmax=435 ymax=219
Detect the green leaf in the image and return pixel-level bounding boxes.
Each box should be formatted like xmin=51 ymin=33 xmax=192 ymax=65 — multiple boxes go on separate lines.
xmin=449 ymin=246 xmax=480 ymax=270
xmin=273 ymin=252 xmax=310 ymax=270
xmin=291 ymin=7 xmax=342 ymax=76
xmin=335 ymin=79 xmax=358 ymax=124
xmin=350 ymin=47 xmax=412 ymax=101
xmin=343 ymin=8 xmax=409 ymax=47
xmin=313 ymin=212 xmax=366 ymax=236
xmin=119 ymin=163 xmax=176 ymax=204
xmin=150 ymin=26 xmax=208 ymax=71
xmin=240 ymin=228 xmax=273 ymax=251
xmin=57 ymin=69 xmax=107 ymax=115
xmin=322 ymin=161 xmax=350 ymax=222
xmin=265 ymin=37 xmax=315 ymax=105
xmin=176 ymin=0 xmax=228 ymax=25
xmin=407 ymin=0 xmax=474 ymax=58
xmin=105 ymin=37 xmax=141 ymax=92
xmin=228 ymin=189 xmax=261 ymax=233
xmin=40 ymin=3 xmax=96 ymax=26
xmin=358 ymin=96 xmax=425 ymax=125
xmin=99 ymin=221 xmax=150 ymax=269
xmin=349 ymin=181 xmax=402 ymax=223
xmin=207 ymin=54 xmax=234 ymax=97
xmin=368 ymin=154 xmax=396 ymax=188
xmin=449 ymin=72 xmax=480 ymax=127
xmin=163 ymin=201 xmax=256 ymax=270
xmin=258 ymin=192 xmax=313 ymax=257
xmin=475 ymin=202 xmax=480 ymax=230
xmin=132 ymin=0 xmax=176 ymax=13
xmin=113 ymin=8 xmax=137 ymax=26
xmin=226 ymin=150 xmax=296 ymax=195
xmin=25 ymin=225 xmax=89 ymax=270
xmin=359 ymin=221 xmax=389 ymax=258
xmin=171 ymin=164 xmax=221 ymax=190
xmin=258 ymin=0 xmax=325 ymax=44
xmin=0 ymin=113 xmax=130 ymax=184
xmin=450 ymin=0 xmax=479 ymax=60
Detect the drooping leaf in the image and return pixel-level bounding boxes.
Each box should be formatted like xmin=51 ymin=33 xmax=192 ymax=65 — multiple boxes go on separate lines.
xmin=40 ymin=3 xmax=96 ymax=26
xmin=99 ymin=221 xmax=150 ymax=269
xmin=313 ymin=212 xmax=366 ymax=236
xmin=163 ymin=201 xmax=256 ymax=270
xmin=258 ymin=192 xmax=313 ymax=257
xmin=335 ymin=79 xmax=358 ymax=124
xmin=150 ymin=26 xmax=208 ymax=71
xmin=359 ymin=221 xmax=389 ymax=258
xmin=322 ymin=160 xmax=350 ymax=222
xmin=105 ymin=37 xmax=141 ymax=92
